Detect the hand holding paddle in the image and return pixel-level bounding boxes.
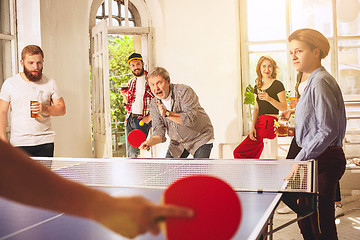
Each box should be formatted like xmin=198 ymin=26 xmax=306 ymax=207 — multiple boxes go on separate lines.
xmin=139 ymin=135 xmax=163 ymax=151
xmin=127 ymin=129 xmax=146 ymax=148
xmin=161 ymin=175 xmax=242 ymax=240
xmin=96 ymin=195 xmax=194 ymax=239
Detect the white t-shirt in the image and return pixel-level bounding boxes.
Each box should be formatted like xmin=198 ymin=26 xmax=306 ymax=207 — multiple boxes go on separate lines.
xmin=0 ymin=73 xmax=62 ymax=146
xmin=161 ymin=93 xmax=172 ymax=110
xmin=131 ymin=76 xmax=146 ymax=114
xmin=298 ymin=80 xmax=308 ymax=96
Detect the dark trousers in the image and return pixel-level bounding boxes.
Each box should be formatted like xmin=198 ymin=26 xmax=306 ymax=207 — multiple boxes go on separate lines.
xmin=165 ymin=144 xmax=213 ymax=158
xmin=335 ymin=182 xmax=341 ymax=202
xmin=233 ymin=115 xmax=277 ymax=159
xmin=287 ymin=138 xmax=346 ymax=240
xmin=18 ymin=142 xmax=54 ymax=168
xmin=287 ymin=138 xmax=342 ymax=201
xmin=299 ymin=147 xmax=345 ymax=240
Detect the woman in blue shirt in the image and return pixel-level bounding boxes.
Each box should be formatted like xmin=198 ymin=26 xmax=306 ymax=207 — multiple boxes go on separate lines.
xmin=286 ymin=28 xmax=346 ymax=240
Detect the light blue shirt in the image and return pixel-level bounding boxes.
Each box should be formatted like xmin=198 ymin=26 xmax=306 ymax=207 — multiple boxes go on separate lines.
xmin=294 ymin=67 xmax=346 ymax=161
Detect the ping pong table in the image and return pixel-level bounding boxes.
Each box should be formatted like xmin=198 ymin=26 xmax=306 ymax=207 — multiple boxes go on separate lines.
xmin=0 ymin=158 xmax=316 ymax=240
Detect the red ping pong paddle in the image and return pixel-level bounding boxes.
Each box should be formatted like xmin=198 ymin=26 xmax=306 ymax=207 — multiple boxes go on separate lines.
xmin=127 ymin=129 xmax=146 ymax=148
xmin=162 ymin=175 xmax=242 ymax=240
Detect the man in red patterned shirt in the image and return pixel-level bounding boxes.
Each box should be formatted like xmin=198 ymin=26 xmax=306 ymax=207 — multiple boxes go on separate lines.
xmin=121 ymin=53 xmax=154 ymax=158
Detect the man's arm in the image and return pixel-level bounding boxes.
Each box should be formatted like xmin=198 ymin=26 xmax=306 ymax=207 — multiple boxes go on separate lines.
xmin=139 ymin=135 xmax=163 ymax=151
xmin=121 ymin=91 xmax=129 ymax=105
xmin=164 ymin=111 xmax=182 ymax=124
xmin=172 ymin=86 xmax=202 ymax=127
xmin=142 ymin=114 xmax=152 ymax=124
xmin=0 ymin=140 xmax=193 ymax=239
xmin=0 ymin=99 xmax=9 ymax=142
xmin=149 ymin=99 xmax=167 ymax=141
xmin=40 ymin=97 xmax=66 ymax=116
xmin=156 ymin=100 xmax=182 ymax=125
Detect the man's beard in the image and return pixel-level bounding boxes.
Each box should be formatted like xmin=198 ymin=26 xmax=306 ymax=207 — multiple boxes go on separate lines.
xmin=132 ymin=67 xmax=145 ymax=77
xmin=24 ymin=66 xmax=43 ymax=82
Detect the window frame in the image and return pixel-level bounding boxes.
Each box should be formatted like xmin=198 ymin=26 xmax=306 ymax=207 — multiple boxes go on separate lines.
xmin=91 ymin=0 xmax=152 ymax=157
xmin=240 ymin=0 xmax=360 ymax=134
xmin=0 ymin=0 xmax=17 ymax=139
xmin=0 ymin=0 xmax=18 ymax=86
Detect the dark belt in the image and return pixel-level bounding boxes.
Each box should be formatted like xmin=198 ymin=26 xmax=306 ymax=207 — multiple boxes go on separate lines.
xmin=323 ymin=146 xmax=342 ymax=154
xmin=327 ymin=146 xmax=342 ymax=150
xmin=131 ymin=113 xmax=142 ymax=117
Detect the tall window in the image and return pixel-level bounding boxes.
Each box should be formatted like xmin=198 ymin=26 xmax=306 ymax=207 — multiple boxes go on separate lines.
xmin=96 ymin=0 xmax=139 ymax=27
xmin=94 ymin=0 xmax=146 ymax=157
xmin=241 ymin=0 xmax=360 ymax=133
xmin=0 ymin=0 xmax=17 ymax=139
xmin=0 ymin=0 xmax=17 ymax=86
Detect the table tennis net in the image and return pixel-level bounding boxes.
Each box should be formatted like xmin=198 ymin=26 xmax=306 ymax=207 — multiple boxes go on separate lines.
xmin=34 ymin=158 xmax=317 ymax=193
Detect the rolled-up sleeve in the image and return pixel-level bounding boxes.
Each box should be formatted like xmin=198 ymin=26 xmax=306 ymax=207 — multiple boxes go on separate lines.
xmin=178 ymin=87 xmax=200 ymax=127
xmin=150 ymin=100 xmax=167 ymax=142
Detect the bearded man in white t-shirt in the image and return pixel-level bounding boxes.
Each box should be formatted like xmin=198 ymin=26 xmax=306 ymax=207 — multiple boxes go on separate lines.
xmin=121 ymin=53 xmax=154 ymax=158
xmin=0 ymin=45 xmax=66 ymax=166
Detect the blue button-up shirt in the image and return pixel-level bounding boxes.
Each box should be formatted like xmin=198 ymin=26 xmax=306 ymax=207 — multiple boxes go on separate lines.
xmin=294 ymin=67 xmax=346 ymax=161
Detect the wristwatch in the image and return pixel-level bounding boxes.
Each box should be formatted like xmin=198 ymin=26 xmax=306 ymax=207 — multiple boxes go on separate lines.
xmin=165 ymin=110 xmax=170 ymax=117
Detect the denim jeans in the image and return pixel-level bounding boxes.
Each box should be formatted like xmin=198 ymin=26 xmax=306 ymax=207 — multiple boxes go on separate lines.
xmin=165 ymin=143 xmax=213 ymax=158
xmin=125 ymin=115 xmax=151 ymax=158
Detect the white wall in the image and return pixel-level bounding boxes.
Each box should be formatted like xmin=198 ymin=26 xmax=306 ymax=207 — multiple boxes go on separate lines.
xmin=16 ymin=0 xmax=42 ymax=67
xmin=147 ymin=0 xmax=243 ymax=158
xmin=39 ymin=0 xmax=93 ymax=157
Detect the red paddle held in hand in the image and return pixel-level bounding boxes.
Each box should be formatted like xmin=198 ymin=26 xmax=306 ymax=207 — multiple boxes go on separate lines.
xmin=127 ymin=129 xmax=146 ymax=148
xmin=162 ymin=175 xmax=242 ymax=240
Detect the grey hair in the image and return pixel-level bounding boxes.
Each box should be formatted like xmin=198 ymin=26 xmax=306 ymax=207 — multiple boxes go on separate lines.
xmin=146 ymin=67 xmax=170 ymax=81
